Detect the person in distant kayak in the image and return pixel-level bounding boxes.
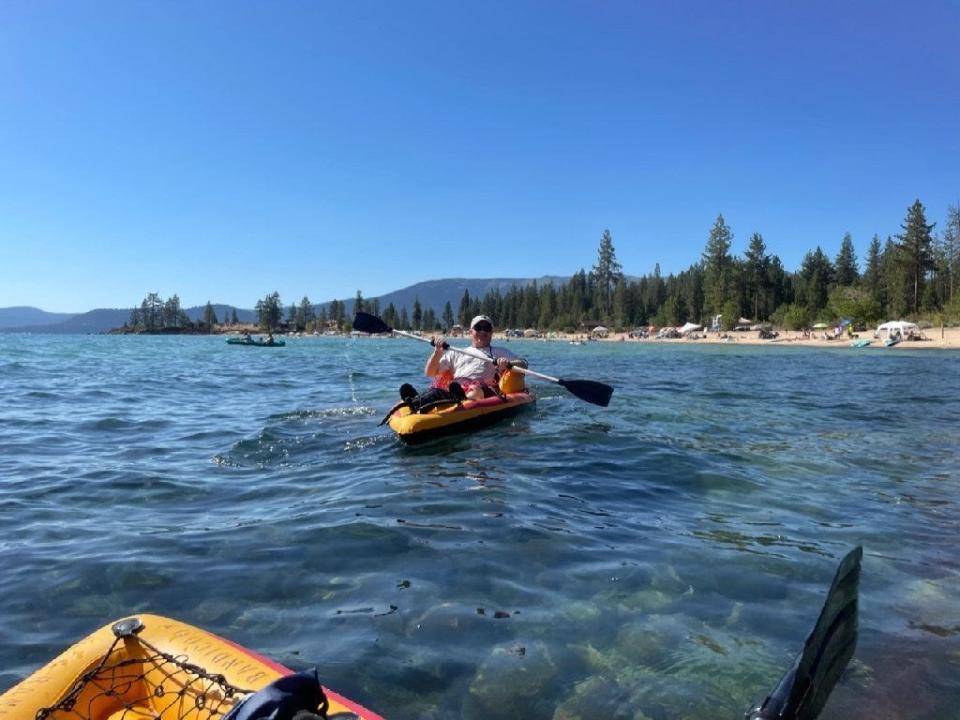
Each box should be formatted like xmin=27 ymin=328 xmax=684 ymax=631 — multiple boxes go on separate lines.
xmin=266 ymin=333 xmax=275 ymax=345
xmin=424 ymin=315 xmax=528 ymax=400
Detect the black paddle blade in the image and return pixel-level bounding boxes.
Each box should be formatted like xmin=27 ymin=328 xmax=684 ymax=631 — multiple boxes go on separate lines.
xmin=353 ymin=312 xmax=392 ymax=334
xmin=558 ymin=378 xmax=614 ymax=407
xmin=745 ymin=546 xmax=862 ymax=720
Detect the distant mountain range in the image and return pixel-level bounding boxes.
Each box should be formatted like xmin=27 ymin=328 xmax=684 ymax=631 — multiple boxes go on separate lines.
xmin=368 ymin=276 xmax=568 ymax=317
xmin=0 ymin=306 xmax=77 ymax=328
xmin=0 ymin=305 xmax=258 ymax=334
xmin=0 ymin=276 xmax=566 ymax=334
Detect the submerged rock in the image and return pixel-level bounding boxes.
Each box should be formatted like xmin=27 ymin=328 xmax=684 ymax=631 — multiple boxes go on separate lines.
xmin=553 ymin=675 xmax=653 ymax=720
xmin=614 ymin=621 xmax=673 ymax=668
xmin=464 ymin=641 xmax=557 ymax=719
xmin=559 ymin=600 xmax=604 ymax=625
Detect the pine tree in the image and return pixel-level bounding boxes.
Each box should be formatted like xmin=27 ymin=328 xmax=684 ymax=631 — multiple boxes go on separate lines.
xmin=163 ymin=295 xmax=183 ymax=328
xmin=329 ymin=299 xmax=344 ymax=326
xmin=519 ymin=283 xmax=539 ymax=328
xmin=480 ymin=289 xmax=500 ymax=321
xmin=257 ymin=292 xmax=283 ymax=331
xmin=767 ymin=256 xmax=790 ymax=313
xmin=681 ymin=266 xmax=704 ymax=325
xmin=797 ymin=248 xmax=834 ymax=317
xmin=941 ymin=203 xmax=960 ymax=303
xmin=442 ymin=301 xmax=454 ymax=331
xmin=203 ymin=301 xmax=218 ymax=330
xmin=457 ymin=290 xmax=472 ymax=327
xmin=644 ymin=264 xmax=666 ymax=317
xmin=422 ymin=308 xmax=437 ymax=331
xmin=538 ymin=283 xmax=557 ymax=330
xmin=591 ymin=229 xmax=623 ymax=319
xmin=862 ymin=235 xmax=882 ymax=306
xmin=835 ymin=232 xmax=859 ymax=286
xmin=702 ymin=215 xmax=733 ymax=317
xmin=297 ymin=296 xmax=315 ymax=331
xmin=897 ymin=199 xmax=936 ymax=313
xmin=383 ymin=303 xmax=397 ymax=329
xmin=412 ymin=298 xmax=423 ymax=331
xmin=880 ymin=237 xmax=907 ymax=318
xmin=744 ymin=233 xmax=771 ymax=320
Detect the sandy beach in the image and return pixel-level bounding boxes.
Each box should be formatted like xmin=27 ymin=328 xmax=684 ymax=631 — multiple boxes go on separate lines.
xmin=504 ymin=325 xmax=960 ymax=350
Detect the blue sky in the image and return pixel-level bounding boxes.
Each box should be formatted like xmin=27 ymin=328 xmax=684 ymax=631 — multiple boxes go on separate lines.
xmin=2 ymin=1 xmax=958 ymax=312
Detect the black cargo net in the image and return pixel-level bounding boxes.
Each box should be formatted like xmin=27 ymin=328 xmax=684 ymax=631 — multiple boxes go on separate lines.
xmin=31 ymin=618 xmax=352 ymax=720
xmin=35 ymin=628 xmax=255 ymax=720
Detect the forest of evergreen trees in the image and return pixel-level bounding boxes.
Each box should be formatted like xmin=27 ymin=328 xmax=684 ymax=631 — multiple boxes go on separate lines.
xmin=125 ymin=200 xmax=959 ymax=334
xmin=379 ymin=200 xmax=960 ymax=333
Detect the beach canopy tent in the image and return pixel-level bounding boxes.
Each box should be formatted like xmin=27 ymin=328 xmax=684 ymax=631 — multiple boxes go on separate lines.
xmin=592 ymin=326 xmax=609 ymax=337
xmin=876 ymin=320 xmax=919 ymax=337
xmin=679 ymin=322 xmax=702 ymax=335
xmin=812 ymin=322 xmax=829 ymax=329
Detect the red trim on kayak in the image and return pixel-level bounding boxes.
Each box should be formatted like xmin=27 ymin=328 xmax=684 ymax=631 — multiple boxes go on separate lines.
xmin=208 ymin=630 xmax=385 ymax=720
xmin=324 ymin=687 xmax=385 ymax=720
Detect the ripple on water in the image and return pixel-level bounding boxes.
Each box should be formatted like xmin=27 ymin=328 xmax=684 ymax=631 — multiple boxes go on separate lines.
xmin=75 ymin=417 xmax=174 ymax=433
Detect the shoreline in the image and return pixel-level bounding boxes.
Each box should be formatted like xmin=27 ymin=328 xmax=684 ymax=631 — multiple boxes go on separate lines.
xmin=108 ymin=324 xmax=960 ymax=350
xmin=495 ymin=326 xmax=960 ymax=350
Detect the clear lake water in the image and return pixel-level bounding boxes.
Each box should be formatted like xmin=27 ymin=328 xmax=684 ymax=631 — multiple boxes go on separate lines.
xmin=1 ymin=334 xmax=958 ymax=719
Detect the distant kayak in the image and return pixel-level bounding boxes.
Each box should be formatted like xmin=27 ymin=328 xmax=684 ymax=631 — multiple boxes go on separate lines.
xmin=850 ymin=339 xmax=871 ymax=348
xmin=227 ymin=337 xmax=286 ymax=347
xmin=387 ymin=391 xmax=535 ymax=444
xmin=0 ymin=614 xmax=382 ymax=720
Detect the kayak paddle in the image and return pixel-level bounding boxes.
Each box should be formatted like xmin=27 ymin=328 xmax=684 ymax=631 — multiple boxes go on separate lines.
xmin=353 ymin=312 xmax=614 ymax=407
xmin=745 ymin=545 xmax=862 ymax=720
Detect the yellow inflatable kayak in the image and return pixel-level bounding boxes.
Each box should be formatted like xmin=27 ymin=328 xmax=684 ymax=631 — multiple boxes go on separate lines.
xmin=0 ymin=614 xmax=381 ymax=720
xmin=388 ymin=391 xmax=535 ymax=444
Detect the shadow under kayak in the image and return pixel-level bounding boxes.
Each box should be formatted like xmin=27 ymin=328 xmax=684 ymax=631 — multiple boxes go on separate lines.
xmin=226 ymin=338 xmax=286 ymax=347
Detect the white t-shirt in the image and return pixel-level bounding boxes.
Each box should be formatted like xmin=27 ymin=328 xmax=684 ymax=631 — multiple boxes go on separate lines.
xmin=438 ymin=344 xmax=521 ymax=384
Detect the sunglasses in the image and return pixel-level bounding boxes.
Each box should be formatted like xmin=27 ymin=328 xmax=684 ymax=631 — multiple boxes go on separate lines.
xmin=473 ymin=323 xmax=493 ymax=332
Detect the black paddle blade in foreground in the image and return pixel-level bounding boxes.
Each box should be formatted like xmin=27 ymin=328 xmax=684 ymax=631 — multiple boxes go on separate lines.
xmin=353 ymin=312 xmax=392 ymax=334
xmin=559 ymin=378 xmax=614 ymax=407
xmin=745 ymin=545 xmax=862 ymax=720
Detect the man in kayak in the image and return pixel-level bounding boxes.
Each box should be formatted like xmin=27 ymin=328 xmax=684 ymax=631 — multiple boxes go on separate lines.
xmin=393 ymin=315 xmax=528 ymax=412
xmin=425 ymin=315 xmax=528 ymax=400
